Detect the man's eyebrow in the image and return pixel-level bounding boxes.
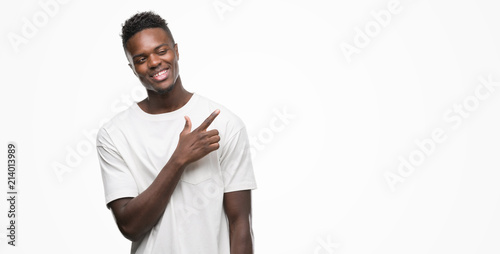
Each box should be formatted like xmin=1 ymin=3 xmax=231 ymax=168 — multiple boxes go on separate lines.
xmin=132 ymin=43 xmax=171 ymax=59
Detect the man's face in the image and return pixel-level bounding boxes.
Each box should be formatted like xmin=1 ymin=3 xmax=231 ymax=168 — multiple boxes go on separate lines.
xmin=125 ymin=28 xmax=179 ymax=94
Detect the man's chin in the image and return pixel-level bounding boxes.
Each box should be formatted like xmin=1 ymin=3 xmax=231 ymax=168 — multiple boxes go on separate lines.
xmin=155 ymin=82 xmax=175 ymax=95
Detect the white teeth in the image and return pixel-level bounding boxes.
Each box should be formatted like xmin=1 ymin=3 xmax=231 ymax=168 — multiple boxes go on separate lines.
xmin=154 ymin=69 xmax=167 ymax=77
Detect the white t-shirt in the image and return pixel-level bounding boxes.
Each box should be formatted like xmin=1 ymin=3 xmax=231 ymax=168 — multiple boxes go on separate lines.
xmin=96 ymin=93 xmax=257 ymax=254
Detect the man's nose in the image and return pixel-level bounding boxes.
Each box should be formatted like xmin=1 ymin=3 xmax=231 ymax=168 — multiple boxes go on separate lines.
xmin=147 ymin=54 xmax=161 ymax=68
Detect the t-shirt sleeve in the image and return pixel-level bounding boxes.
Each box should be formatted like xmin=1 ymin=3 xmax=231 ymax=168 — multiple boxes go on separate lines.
xmin=96 ymin=127 xmax=139 ymax=207
xmin=220 ymin=127 xmax=257 ymax=192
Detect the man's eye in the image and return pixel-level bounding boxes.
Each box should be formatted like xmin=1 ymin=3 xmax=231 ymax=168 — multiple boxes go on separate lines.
xmin=158 ymin=49 xmax=167 ymax=55
xmin=136 ymin=58 xmax=146 ymax=64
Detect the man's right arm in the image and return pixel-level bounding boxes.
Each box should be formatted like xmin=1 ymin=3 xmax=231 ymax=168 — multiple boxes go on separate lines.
xmin=107 ymin=109 xmax=220 ymax=242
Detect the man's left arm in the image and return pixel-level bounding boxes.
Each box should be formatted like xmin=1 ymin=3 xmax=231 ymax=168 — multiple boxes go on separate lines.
xmin=224 ymin=190 xmax=253 ymax=254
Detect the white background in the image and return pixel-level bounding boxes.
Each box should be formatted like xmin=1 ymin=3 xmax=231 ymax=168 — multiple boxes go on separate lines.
xmin=1 ymin=0 xmax=500 ymax=253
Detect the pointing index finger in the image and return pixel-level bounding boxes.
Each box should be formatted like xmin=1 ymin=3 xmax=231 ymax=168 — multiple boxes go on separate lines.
xmin=197 ymin=109 xmax=220 ymax=131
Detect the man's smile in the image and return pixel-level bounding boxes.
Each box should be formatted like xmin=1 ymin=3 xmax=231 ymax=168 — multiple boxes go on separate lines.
xmin=151 ymin=68 xmax=169 ymax=82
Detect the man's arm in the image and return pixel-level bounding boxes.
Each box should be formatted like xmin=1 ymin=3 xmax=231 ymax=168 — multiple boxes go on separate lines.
xmin=108 ymin=110 xmax=220 ymax=242
xmin=224 ymin=190 xmax=254 ymax=254
xmin=107 ymin=158 xmax=185 ymax=242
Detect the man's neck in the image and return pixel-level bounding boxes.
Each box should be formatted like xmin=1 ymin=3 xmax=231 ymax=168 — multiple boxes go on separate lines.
xmin=139 ymin=77 xmax=193 ymax=114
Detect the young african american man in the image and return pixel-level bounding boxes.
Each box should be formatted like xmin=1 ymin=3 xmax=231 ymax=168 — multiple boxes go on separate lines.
xmin=96 ymin=11 xmax=257 ymax=254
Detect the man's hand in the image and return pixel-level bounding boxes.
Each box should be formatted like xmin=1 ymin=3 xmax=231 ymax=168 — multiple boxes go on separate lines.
xmin=173 ymin=109 xmax=221 ymax=166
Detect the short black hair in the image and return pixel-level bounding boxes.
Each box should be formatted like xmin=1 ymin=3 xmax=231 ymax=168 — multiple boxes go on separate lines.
xmin=121 ymin=11 xmax=175 ymax=49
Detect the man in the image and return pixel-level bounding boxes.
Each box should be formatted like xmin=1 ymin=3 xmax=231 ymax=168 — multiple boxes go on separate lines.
xmin=96 ymin=11 xmax=257 ymax=253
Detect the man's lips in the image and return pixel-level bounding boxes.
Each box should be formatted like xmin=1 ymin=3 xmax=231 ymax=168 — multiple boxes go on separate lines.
xmin=151 ymin=68 xmax=169 ymax=82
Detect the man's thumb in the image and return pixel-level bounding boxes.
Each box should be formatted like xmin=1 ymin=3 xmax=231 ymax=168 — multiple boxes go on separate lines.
xmin=182 ymin=116 xmax=192 ymax=134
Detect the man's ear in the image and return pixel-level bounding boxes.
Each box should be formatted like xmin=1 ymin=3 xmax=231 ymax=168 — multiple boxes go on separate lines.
xmin=174 ymin=43 xmax=179 ymax=60
xmin=128 ymin=63 xmax=138 ymax=77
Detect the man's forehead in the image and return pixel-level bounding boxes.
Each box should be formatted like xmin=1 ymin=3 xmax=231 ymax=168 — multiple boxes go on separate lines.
xmin=125 ymin=28 xmax=174 ymax=55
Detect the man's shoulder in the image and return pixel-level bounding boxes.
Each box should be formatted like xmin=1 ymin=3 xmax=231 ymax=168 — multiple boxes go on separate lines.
xmin=96 ymin=104 xmax=136 ymax=144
